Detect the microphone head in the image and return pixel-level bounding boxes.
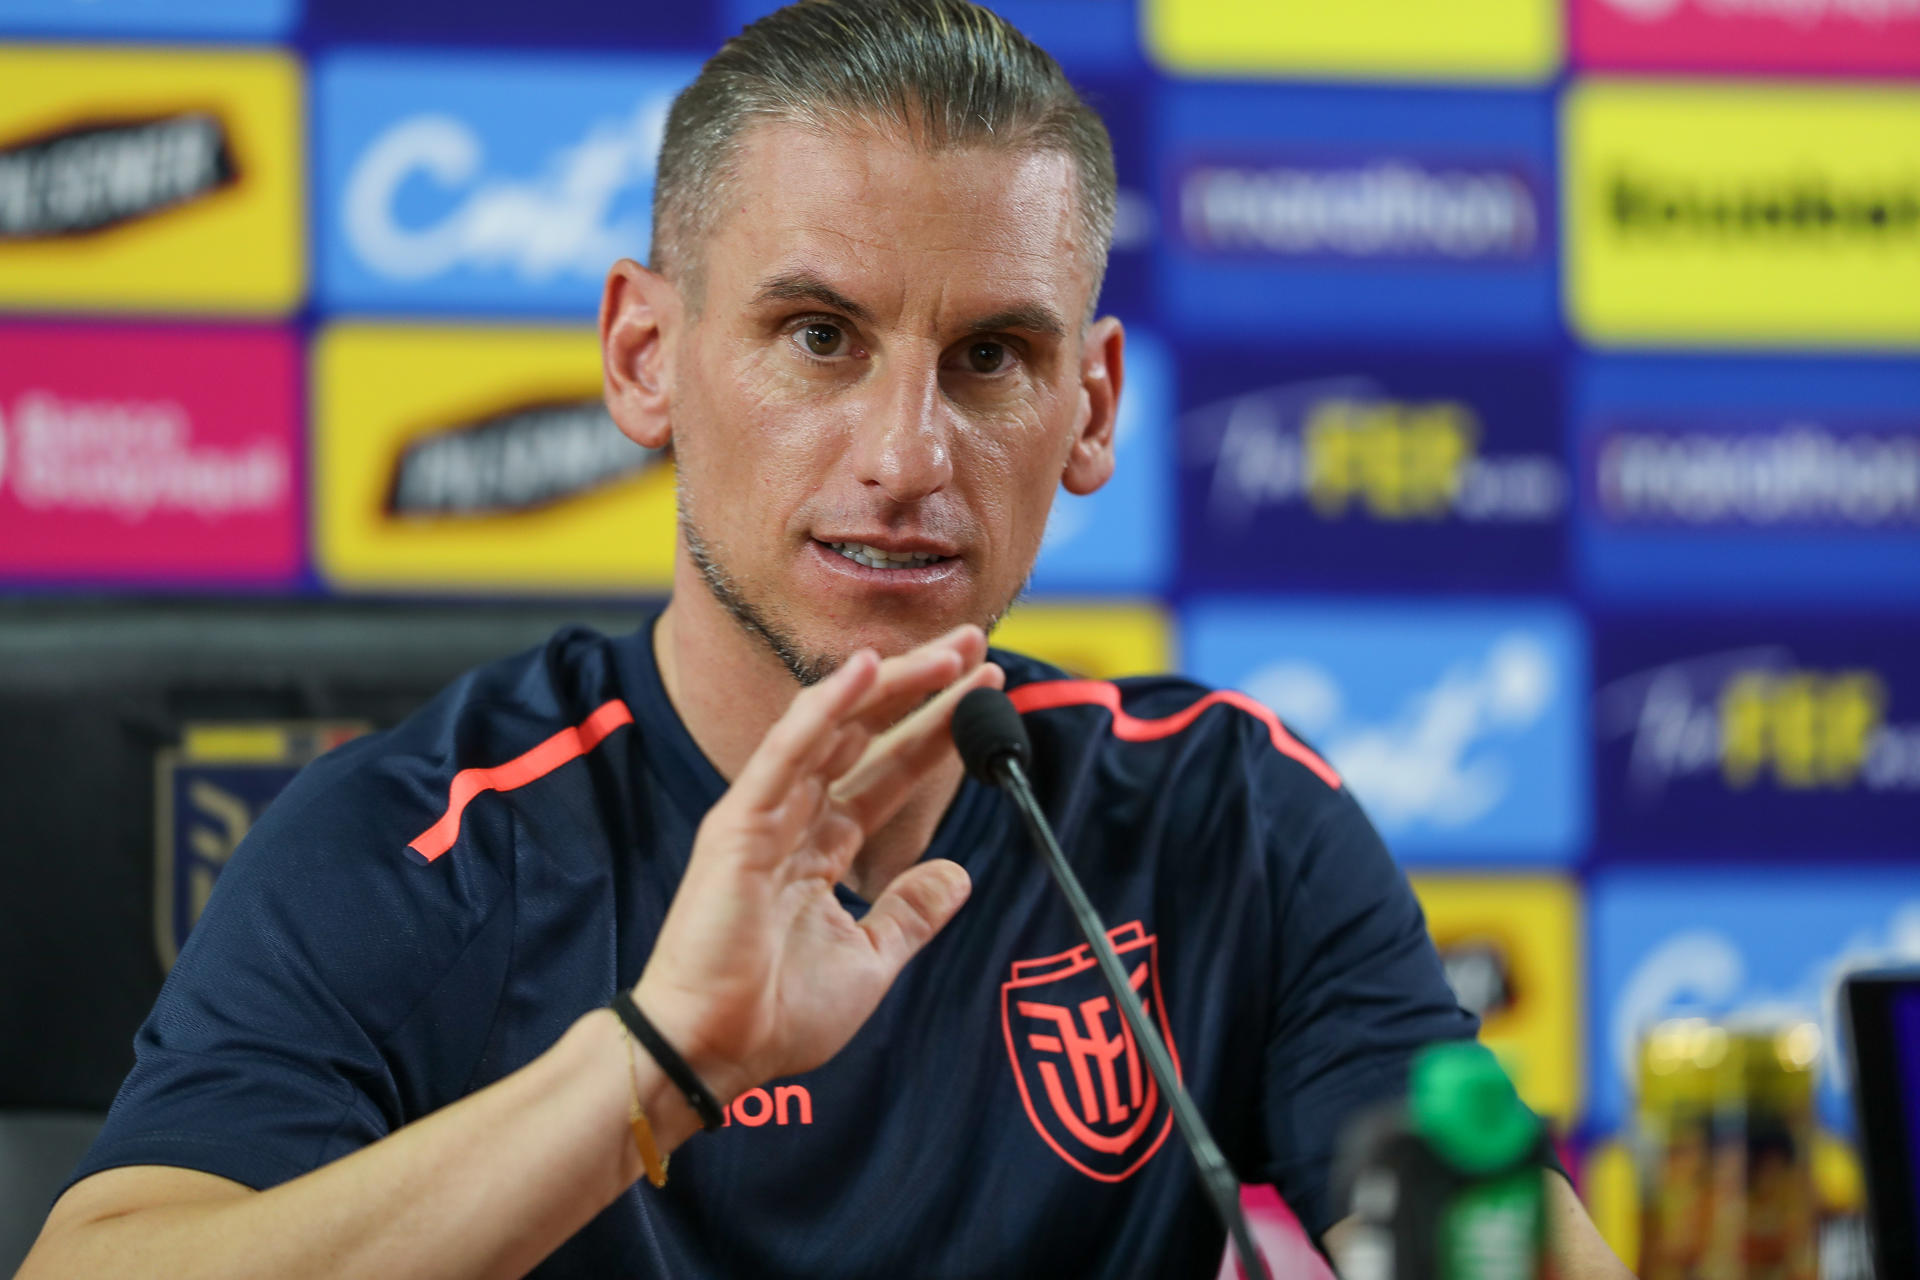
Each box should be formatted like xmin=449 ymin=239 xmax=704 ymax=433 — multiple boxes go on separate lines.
xmin=951 ymin=686 xmax=1032 ymax=784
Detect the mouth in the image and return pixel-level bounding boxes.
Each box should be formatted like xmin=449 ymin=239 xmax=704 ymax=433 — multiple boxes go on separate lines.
xmin=823 ymin=540 xmax=952 ymax=571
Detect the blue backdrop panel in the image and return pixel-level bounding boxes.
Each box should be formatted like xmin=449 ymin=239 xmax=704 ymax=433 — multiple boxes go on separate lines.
xmin=1588 ymin=866 xmax=1920 ymax=1136
xmin=1573 ymin=354 xmax=1920 ymax=606
xmin=1183 ymin=600 xmax=1588 ymax=865
xmin=1176 ymin=345 xmax=1564 ymax=592
xmin=1591 ymin=614 xmax=1920 ymax=859
xmin=316 ymin=50 xmax=702 ymax=318
xmin=1157 ymin=82 xmax=1558 ymax=342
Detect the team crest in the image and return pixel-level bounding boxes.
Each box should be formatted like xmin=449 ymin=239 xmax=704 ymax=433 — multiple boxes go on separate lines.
xmin=155 ymin=721 xmax=367 ymax=970
xmin=1001 ymin=920 xmax=1180 ymax=1182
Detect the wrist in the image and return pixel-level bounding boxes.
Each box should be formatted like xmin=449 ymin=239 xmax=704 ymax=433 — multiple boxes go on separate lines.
xmin=629 ymin=974 xmax=752 ymax=1114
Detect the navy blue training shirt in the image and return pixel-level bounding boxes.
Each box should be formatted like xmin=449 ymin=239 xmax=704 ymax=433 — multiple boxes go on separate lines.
xmin=72 ymin=617 xmax=1478 ymax=1277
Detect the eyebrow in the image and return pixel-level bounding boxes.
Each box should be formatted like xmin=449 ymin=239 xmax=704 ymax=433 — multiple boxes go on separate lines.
xmin=751 ymin=270 xmax=1068 ymax=341
xmin=962 ymin=304 xmax=1067 ymax=341
xmin=751 ymin=271 xmax=874 ymax=324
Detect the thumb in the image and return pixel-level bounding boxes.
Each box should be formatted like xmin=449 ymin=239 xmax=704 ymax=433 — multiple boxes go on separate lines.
xmin=860 ymin=859 xmax=971 ymax=976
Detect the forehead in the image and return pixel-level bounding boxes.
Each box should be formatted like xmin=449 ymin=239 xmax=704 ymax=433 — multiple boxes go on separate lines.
xmin=705 ymin=119 xmax=1091 ymax=320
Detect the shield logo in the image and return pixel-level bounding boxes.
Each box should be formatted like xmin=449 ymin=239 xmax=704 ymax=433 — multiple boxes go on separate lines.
xmin=155 ymin=721 xmax=367 ymax=970
xmin=1001 ymin=920 xmax=1181 ymax=1182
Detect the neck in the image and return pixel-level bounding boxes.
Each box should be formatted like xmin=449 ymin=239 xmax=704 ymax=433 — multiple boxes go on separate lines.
xmin=652 ymin=561 xmax=966 ymax=899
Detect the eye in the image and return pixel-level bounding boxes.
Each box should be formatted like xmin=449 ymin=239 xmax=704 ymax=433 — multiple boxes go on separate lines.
xmin=798 ymin=323 xmax=847 ymax=359
xmin=966 ymin=341 xmax=1008 ymax=374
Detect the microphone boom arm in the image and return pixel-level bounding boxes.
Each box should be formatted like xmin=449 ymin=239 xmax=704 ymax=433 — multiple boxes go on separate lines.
xmin=996 ymin=755 xmax=1273 ymax=1280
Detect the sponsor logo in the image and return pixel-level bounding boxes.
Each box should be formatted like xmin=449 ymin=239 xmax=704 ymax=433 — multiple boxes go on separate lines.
xmin=0 ymin=325 xmax=301 ymax=584
xmin=1003 ymin=922 xmax=1178 ymax=1182
xmin=1609 ymin=170 xmax=1920 ymax=244
xmin=1601 ymin=0 xmax=1919 ymax=19
xmin=0 ymin=113 xmax=236 ymax=240
xmin=314 ymin=323 xmax=678 ymax=593
xmin=1590 ymin=871 xmax=1920 ymax=1130
xmin=318 ymin=53 xmax=698 ymax=314
xmin=1592 ymin=421 xmax=1920 ymax=530
xmin=1413 ymin=876 xmax=1582 ymax=1120
xmin=1186 ymin=604 xmax=1587 ymax=861
xmin=719 ymin=1084 xmax=813 ymax=1127
xmin=2 ymin=387 xmax=287 ymax=524
xmin=1178 ymin=157 xmax=1544 ymax=262
xmin=1144 ymin=0 xmax=1561 ymax=82
xmin=1564 ymin=82 xmax=1920 ymax=346
xmin=1597 ymin=650 xmax=1920 ymax=796
xmin=1161 ymin=86 xmax=1558 ymax=340
xmin=1189 ymin=377 xmax=1564 ymax=528
xmin=1030 ymin=331 xmax=1173 ymax=594
xmin=156 ymin=721 xmax=368 ymax=969
xmin=387 ymin=398 xmax=663 ymax=519
xmin=0 ymin=47 xmax=303 ymax=314
xmin=342 ymin=102 xmax=662 ymax=287
xmin=1574 ymin=0 xmax=1920 ymax=75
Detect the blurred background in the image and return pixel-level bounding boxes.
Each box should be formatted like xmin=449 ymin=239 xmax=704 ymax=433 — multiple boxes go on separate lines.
xmin=0 ymin=0 xmax=1916 ymax=1274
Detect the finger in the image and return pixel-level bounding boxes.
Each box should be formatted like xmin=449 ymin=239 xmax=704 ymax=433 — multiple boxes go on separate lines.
xmin=859 ymin=858 xmax=971 ymax=975
xmin=849 ymin=624 xmax=989 ymax=735
xmin=732 ymin=649 xmax=879 ymax=812
xmin=835 ymin=661 xmax=1006 ymax=834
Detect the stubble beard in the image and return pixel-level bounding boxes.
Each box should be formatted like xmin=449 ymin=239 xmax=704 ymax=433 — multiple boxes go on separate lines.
xmin=679 ymin=504 xmax=1027 ymax=689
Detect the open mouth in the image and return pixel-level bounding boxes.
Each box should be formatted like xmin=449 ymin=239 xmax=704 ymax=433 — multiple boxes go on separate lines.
xmin=824 ymin=541 xmax=951 ymax=570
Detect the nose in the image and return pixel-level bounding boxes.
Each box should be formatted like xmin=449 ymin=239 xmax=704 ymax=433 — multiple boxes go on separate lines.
xmin=848 ymin=353 xmax=954 ymax=505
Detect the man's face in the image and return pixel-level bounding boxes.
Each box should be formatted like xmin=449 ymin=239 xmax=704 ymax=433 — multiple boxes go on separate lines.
xmin=649 ymin=121 xmax=1119 ymax=681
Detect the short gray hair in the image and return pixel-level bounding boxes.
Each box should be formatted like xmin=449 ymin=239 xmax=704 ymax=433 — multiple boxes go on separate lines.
xmin=651 ymin=0 xmax=1117 ymax=313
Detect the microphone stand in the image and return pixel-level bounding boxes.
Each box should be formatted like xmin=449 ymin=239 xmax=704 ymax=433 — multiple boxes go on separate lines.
xmin=993 ymin=754 xmax=1273 ymax=1280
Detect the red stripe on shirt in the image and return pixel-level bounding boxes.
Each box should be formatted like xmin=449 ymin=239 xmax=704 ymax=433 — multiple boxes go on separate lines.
xmin=408 ymin=698 xmax=635 ymax=862
xmin=1006 ymin=679 xmax=1342 ymax=791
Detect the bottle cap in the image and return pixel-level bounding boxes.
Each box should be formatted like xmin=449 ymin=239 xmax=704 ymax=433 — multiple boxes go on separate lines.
xmin=1409 ymin=1041 xmax=1541 ymax=1175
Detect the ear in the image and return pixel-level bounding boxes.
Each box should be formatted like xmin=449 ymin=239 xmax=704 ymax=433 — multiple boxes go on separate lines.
xmin=1061 ymin=316 xmax=1124 ymax=497
xmin=600 ymin=258 xmax=681 ymax=451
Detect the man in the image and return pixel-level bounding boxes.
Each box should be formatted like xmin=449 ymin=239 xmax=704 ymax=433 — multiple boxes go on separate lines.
xmin=19 ymin=2 xmax=1631 ymax=1276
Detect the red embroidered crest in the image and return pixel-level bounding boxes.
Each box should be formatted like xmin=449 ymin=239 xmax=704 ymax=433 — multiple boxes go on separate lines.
xmin=1001 ymin=921 xmax=1180 ymax=1182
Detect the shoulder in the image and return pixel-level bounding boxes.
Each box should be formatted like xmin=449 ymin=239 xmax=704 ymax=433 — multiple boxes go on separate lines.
xmin=993 ymin=647 xmax=1344 ymax=808
xmin=211 ymin=623 xmax=639 ymax=941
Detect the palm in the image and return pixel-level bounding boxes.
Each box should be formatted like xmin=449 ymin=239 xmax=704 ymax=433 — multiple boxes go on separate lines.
xmin=634 ymin=628 xmax=1001 ymax=1102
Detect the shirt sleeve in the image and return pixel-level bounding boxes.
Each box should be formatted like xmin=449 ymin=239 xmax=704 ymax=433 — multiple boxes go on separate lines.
xmin=1250 ymin=769 xmax=1481 ymax=1240
xmin=65 ymin=748 xmax=511 ymax=1195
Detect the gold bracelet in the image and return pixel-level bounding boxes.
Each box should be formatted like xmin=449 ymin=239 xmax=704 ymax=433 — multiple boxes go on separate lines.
xmin=619 ymin=1017 xmax=670 ymax=1188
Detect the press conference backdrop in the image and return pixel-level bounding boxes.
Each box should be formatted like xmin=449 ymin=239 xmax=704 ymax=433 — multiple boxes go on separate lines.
xmin=1 ymin=0 xmax=1917 ymax=1267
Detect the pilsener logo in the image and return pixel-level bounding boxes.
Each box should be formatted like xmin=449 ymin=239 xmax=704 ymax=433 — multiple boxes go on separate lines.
xmin=319 ymin=52 xmax=698 ymax=315
xmin=0 ymin=46 xmax=303 ymax=314
xmin=387 ymin=399 xmax=664 ymax=519
xmin=315 ymin=324 xmax=678 ymax=593
xmin=1565 ymin=81 xmax=1920 ymax=346
xmin=1178 ymin=156 xmax=1544 ymax=263
xmin=0 ymin=113 xmax=236 ymax=239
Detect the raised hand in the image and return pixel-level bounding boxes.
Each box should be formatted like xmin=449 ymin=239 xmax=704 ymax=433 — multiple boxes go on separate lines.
xmin=631 ymin=624 xmax=1004 ymax=1107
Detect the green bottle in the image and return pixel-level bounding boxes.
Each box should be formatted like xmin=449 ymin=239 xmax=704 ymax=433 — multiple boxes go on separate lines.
xmin=1334 ymin=1042 xmax=1549 ymax=1280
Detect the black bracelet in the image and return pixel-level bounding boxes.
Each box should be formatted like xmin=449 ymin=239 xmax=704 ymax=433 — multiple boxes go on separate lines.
xmin=609 ymin=990 xmax=726 ymax=1132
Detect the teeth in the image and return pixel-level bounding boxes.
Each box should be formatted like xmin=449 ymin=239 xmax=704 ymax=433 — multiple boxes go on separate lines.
xmin=828 ymin=541 xmax=945 ymax=570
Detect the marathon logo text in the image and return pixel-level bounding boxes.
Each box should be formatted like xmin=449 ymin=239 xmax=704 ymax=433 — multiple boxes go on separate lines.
xmin=1179 ymin=156 xmax=1544 ymax=261
xmin=0 ymin=113 xmax=236 ymax=240
xmin=1592 ymin=421 xmax=1920 ymax=529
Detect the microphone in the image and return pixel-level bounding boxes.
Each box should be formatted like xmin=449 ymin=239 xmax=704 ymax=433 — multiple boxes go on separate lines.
xmin=951 ymin=687 xmax=1271 ymax=1280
